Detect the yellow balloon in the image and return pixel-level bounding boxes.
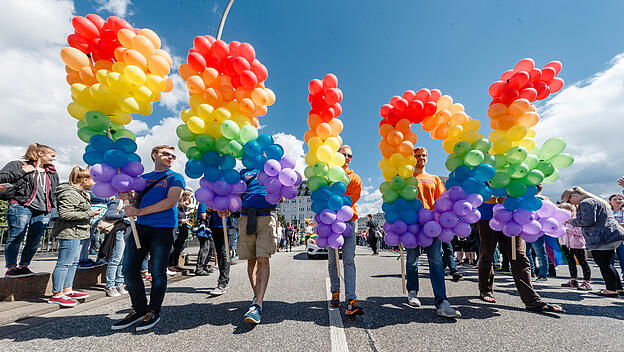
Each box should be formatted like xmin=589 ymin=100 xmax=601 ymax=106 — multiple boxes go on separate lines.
xmin=449 ymin=103 xmax=464 ymax=114
xmin=308 ymin=136 xmax=323 ymax=150
xmin=180 ymin=108 xmax=192 ymax=123
xmin=462 ymin=129 xmax=480 ymax=143
xmin=316 ymin=145 xmax=333 ymax=162
xmin=187 ymin=116 xmax=205 ymax=134
xmin=96 ymin=69 xmax=108 ymax=84
xmin=118 ymin=96 xmax=140 ymax=114
xmin=123 ymin=65 xmax=147 ymax=85
xmin=111 ymin=61 xmax=126 ymax=73
xmin=197 ymin=104 xmax=215 ymax=121
xmin=67 ymin=102 xmax=89 ymax=120
xmin=406 ymin=155 xmax=417 ymax=167
xmin=446 ymin=125 xmax=463 ymax=139
xmin=382 ymin=166 xmax=398 ymax=180
xmin=517 ymin=138 xmax=536 ymax=150
xmin=506 ymin=125 xmax=528 ymax=141
xmin=443 ymin=138 xmax=458 ymax=154
xmin=488 ymin=129 xmax=506 ymax=143
xmin=436 ymin=95 xmax=453 ymax=111
xmin=137 ymin=101 xmax=153 ymax=116
xmin=206 ymin=121 xmax=222 ymax=138
xmin=398 ymin=164 xmax=413 ymax=178
xmin=106 ymin=72 xmax=132 ymax=94
xmin=332 ymin=152 xmax=346 ymax=168
xmin=110 ymin=112 xmax=132 ymax=125
xmin=92 ymin=84 xmax=116 ymax=105
xmin=379 ymin=158 xmax=389 ymax=171
xmin=492 ymin=139 xmax=512 ymax=154
xmin=389 ymin=153 xmax=404 ymax=168
xmin=189 ymin=95 xmax=207 ymax=110
xmin=145 ymin=74 xmax=166 ymax=92
xmin=133 ymin=85 xmax=153 ymax=102
xmin=232 ymin=114 xmax=249 ymax=128
xmin=526 ymin=128 xmax=536 ymax=138
xmin=305 ymin=152 xmax=318 ymax=166
xmin=214 ymin=107 xmax=231 ymax=123
xmin=462 ymin=119 xmax=480 ymax=131
xmin=324 ymin=137 xmax=340 ymax=151
xmin=70 ymin=83 xmax=88 ymax=101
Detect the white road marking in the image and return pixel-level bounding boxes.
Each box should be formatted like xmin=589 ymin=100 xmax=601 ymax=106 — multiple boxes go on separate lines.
xmin=326 ymin=277 xmax=349 ymax=352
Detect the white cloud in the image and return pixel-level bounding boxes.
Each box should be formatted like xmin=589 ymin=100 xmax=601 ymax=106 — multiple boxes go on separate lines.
xmin=356 ymin=184 xmax=383 ymax=216
xmin=94 ymin=0 xmax=132 ymax=17
xmin=273 ymin=132 xmax=306 ymax=176
xmin=126 ymin=120 xmax=149 ymax=135
xmin=157 ymin=47 xmax=188 ymax=113
xmin=536 ymin=53 xmax=624 ymax=200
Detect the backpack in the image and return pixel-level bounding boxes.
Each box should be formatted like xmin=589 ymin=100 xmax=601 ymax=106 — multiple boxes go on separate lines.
xmin=0 ymin=161 xmax=27 ymax=201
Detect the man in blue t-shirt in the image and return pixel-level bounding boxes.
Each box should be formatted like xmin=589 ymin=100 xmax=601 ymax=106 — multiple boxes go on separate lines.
xmin=113 ymin=145 xmax=185 ymax=332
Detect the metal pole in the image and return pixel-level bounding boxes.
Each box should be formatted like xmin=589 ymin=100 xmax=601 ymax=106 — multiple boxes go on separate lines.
xmin=216 ymin=0 xmax=236 ymax=40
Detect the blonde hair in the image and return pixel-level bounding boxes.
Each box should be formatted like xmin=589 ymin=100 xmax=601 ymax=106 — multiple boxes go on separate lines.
xmin=151 ymin=145 xmax=175 ymax=161
xmin=180 ymin=191 xmax=192 ymax=201
xmin=69 ymin=166 xmax=91 ymax=185
xmin=570 ymin=186 xmax=610 ymax=208
xmin=560 ymin=189 xmax=574 ymax=203
xmin=23 ymin=143 xmax=55 ymax=162
xmin=414 ymin=146 xmax=428 ymax=154
xmin=558 ymin=202 xmax=576 ymax=213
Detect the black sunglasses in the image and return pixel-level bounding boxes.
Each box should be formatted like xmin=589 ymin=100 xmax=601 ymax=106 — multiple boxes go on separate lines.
xmin=160 ymin=151 xmax=177 ymax=160
xmin=341 ymin=152 xmax=352 ymax=158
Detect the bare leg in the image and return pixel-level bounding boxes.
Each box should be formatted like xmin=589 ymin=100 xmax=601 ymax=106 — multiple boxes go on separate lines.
xmin=254 ymin=256 xmax=271 ymax=308
xmin=456 ymin=250 xmax=464 ymax=265
xmin=467 ymin=252 xmax=476 ymax=264
xmin=247 ymin=258 xmax=258 ymax=297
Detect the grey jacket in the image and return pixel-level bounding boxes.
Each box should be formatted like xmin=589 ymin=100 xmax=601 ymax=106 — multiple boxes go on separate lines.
xmin=570 ymin=198 xmax=624 ymax=250
xmin=50 ymin=183 xmax=96 ymax=240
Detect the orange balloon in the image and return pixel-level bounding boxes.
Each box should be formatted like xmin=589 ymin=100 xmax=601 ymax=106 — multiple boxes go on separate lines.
xmin=487 ymin=103 xmax=507 ymax=120
xmin=303 ymin=129 xmax=314 ymax=142
xmin=163 ymin=77 xmax=173 ymax=92
xmin=421 ymin=115 xmax=437 ymax=131
xmin=307 ymin=114 xmax=322 ymax=129
xmin=60 ymin=47 xmax=90 ymax=71
xmin=234 ymin=87 xmax=251 ymax=101
xmin=396 ymin=119 xmax=411 ymax=135
xmin=497 ymin=116 xmax=516 ymax=130
xmin=202 ymin=67 xmax=220 ymax=87
xmin=507 ymin=98 xmax=530 ymax=118
xmin=239 ymin=98 xmax=255 ymax=116
xmin=78 ymin=66 xmax=97 ymax=85
xmin=450 ymin=111 xmax=469 ymax=126
xmin=132 ymin=35 xmax=156 ymax=57
xmin=154 ymin=49 xmax=173 ymax=66
xmin=316 ymin=123 xmax=332 ymax=140
xmin=113 ymin=47 xmax=127 ymax=62
xmin=265 ymin=88 xmax=276 ymax=106
xmin=255 ymin=104 xmax=267 ymax=117
xmin=489 ymin=119 xmax=499 ymax=129
xmin=65 ymin=65 xmax=77 ymax=74
xmin=387 ymin=130 xmax=404 ymax=145
xmin=328 ymin=119 xmax=343 ymax=135
xmin=406 ymin=132 xmax=418 ymax=145
xmin=187 ymin=75 xmax=205 ymax=95
xmin=431 ymin=125 xmax=448 ymax=140
xmin=203 ymin=87 xmax=223 ymax=107
xmin=178 ymin=63 xmax=197 ymax=81
xmin=435 ymin=110 xmax=451 ymax=125
xmin=379 ymin=123 xmax=394 ymax=138
xmin=66 ymin=73 xmax=82 ymax=85
xmin=123 ymin=49 xmax=147 ymax=70
xmin=517 ymin=112 xmax=539 ymax=128
xmin=398 ymin=141 xmax=414 ymax=155
xmin=250 ymin=116 xmax=259 ymax=128
xmin=218 ymin=84 xmax=235 ymax=102
xmin=94 ymin=59 xmax=113 ymax=71
xmin=147 ymin=54 xmax=170 ymax=76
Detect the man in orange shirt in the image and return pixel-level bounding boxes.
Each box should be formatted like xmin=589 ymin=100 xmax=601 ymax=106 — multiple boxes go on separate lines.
xmin=328 ymin=145 xmax=364 ymax=316
xmin=405 ymin=147 xmax=461 ymax=318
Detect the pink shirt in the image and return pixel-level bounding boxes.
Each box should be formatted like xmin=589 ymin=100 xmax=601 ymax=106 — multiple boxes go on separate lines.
xmin=564 ymin=223 xmax=586 ymax=249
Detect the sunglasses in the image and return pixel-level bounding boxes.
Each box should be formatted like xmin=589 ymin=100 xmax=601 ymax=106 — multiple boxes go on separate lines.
xmin=341 ymin=152 xmax=352 ymax=158
xmin=160 ymin=151 xmax=176 ymax=160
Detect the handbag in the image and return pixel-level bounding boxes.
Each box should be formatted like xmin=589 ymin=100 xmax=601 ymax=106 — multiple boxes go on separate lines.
xmin=97 ymin=200 xmax=123 ymax=234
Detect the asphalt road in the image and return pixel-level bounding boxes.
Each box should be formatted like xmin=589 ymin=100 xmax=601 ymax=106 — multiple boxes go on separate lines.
xmin=1 ymin=245 xmax=623 ymax=351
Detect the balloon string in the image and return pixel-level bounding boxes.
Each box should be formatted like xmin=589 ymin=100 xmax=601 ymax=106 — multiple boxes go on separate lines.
xmin=216 ymin=0 xmax=236 ymax=40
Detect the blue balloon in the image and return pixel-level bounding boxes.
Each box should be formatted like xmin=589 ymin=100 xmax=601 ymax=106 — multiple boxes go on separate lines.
xmin=85 ymin=145 xmax=96 ymax=153
xmin=220 ymin=155 xmax=236 ymax=170
xmin=204 ymin=166 xmax=222 ymax=182
xmin=311 ymin=200 xmax=326 ymax=214
xmin=103 ymin=149 xmax=127 ymax=168
xmin=311 ymin=190 xmax=323 ymax=201
xmin=329 ymin=182 xmax=346 ymax=195
xmin=454 ymin=165 xmax=473 ymax=181
xmin=185 ymin=159 xmax=204 ymax=179
xmin=385 ymin=210 xmax=400 ymax=223
xmin=90 ymin=135 xmax=114 ymax=152
xmin=222 ymin=169 xmax=240 ymax=184
xmin=462 ymin=177 xmax=482 ymax=194
xmin=394 ymin=198 xmax=408 ymax=211
xmin=492 ymin=187 xmax=508 ymax=198
xmin=382 ymin=202 xmax=394 ymax=214
xmin=480 ymin=185 xmax=493 ymax=200
xmin=341 ymin=195 xmax=352 ymax=206
xmin=473 ymin=164 xmax=496 ymax=182
xmin=127 ymin=153 xmax=141 ymax=162
xmin=445 ymin=177 xmax=459 ymax=189
xmin=83 ymin=151 xmax=103 ymax=165
xmin=265 ymin=144 xmax=284 ymax=160
xmin=114 ymin=138 xmax=137 ymax=153
xmin=244 ymin=140 xmax=262 ymax=157
xmin=524 ymin=185 xmax=538 ymax=198
xmin=401 ymin=209 xmax=419 ymax=224
xmin=328 ymin=195 xmax=344 ymax=211
xmin=256 ymin=134 xmax=274 ymax=148
xmin=317 ymin=187 xmax=333 ymax=201
xmin=255 ymin=156 xmax=268 ymax=171
xmin=409 ymin=198 xmax=424 ymax=210
xmin=520 ymin=196 xmax=543 ymax=211
xmin=242 ymin=154 xmax=260 ymax=169
xmin=503 ymin=197 xmax=522 ymax=211
xmin=203 ymin=151 xmax=220 ymax=166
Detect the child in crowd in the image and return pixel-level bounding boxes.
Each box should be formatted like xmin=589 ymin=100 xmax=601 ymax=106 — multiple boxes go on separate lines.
xmin=558 ymin=203 xmax=591 ymax=291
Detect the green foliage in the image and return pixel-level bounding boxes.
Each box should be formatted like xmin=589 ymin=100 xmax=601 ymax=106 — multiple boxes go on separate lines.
xmin=0 ymin=200 xmax=7 ymax=226
xmin=276 ymin=210 xmax=286 ymax=227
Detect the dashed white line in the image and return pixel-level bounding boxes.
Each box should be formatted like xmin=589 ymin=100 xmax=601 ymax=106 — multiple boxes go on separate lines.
xmin=326 ymin=277 xmax=349 ymax=352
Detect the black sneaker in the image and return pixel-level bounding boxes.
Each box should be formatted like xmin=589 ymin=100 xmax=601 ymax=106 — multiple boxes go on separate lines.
xmin=452 ymin=272 xmax=463 ymax=282
xmin=346 ymin=299 xmax=364 ymax=316
xmin=195 ymin=269 xmax=209 ymax=276
xmin=111 ymin=309 xmax=147 ymax=330
xmin=330 ymin=291 xmax=340 ymax=308
xmin=135 ymin=310 xmax=160 ymax=332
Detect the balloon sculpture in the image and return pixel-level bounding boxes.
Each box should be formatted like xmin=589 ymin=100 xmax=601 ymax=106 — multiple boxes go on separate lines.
xmin=176 ymin=35 xmax=301 ymax=210
xmin=60 ymin=14 xmax=173 ymax=198
xmin=379 ymin=58 xmax=573 ymax=249
xmin=303 ymin=74 xmax=353 ymax=249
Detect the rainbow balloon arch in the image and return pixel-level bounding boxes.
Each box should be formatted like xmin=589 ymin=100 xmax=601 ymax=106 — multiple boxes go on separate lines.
xmin=378 ymin=58 xmax=573 ymax=251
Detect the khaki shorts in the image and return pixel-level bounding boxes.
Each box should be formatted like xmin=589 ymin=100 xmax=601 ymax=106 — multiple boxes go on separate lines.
xmin=237 ymin=214 xmax=277 ymax=260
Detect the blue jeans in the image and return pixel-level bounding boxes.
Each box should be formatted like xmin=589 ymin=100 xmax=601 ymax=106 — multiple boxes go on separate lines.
xmin=123 ymin=225 xmax=174 ymax=314
xmin=526 ymin=236 xmax=548 ymax=277
xmin=51 ymin=239 xmax=82 ymax=293
xmin=610 ymin=243 xmax=624 ymax=278
xmin=5 ymin=203 xmax=51 ymax=268
xmin=442 ymin=241 xmax=458 ymax=273
xmin=79 ymin=225 xmax=99 ymax=261
xmin=106 ymin=229 xmax=127 ymax=288
xmin=406 ymin=238 xmax=448 ymax=307
xmin=328 ymin=220 xmax=357 ymax=300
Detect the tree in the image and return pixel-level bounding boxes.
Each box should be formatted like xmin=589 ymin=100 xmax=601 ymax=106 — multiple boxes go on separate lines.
xmin=275 ymin=210 xmax=286 ymax=227
xmin=0 ymin=200 xmax=7 ymax=226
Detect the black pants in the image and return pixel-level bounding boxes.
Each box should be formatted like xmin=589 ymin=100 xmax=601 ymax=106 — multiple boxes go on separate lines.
xmin=168 ymin=226 xmax=188 ymax=267
xmin=591 ymin=249 xmax=623 ymax=291
xmin=442 ymin=242 xmax=458 ymax=273
xmin=561 ymin=245 xmax=591 ymax=281
xmin=368 ymin=235 xmax=378 ymax=254
xmin=197 ymin=237 xmax=215 ymax=271
xmin=210 ymin=227 xmax=230 ymax=288
xmin=500 ymin=244 xmax=510 ymax=271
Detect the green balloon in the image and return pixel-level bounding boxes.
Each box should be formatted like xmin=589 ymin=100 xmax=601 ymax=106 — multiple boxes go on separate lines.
xmin=472 ymin=138 xmax=492 ymax=154
xmin=240 ymin=125 xmax=258 ymax=143
xmin=506 ymin=180 xmax=527 ymax=197
xmin=111 ymin=129 xmax=135 ymax=141
xmin=505 ymin=146 xmax=528 ymax=164
xmin=313 ymin=162 xmax=329 ymax=177
xmin=228 ymin=140 xmax=244 ymax=158
xmin=382 ymin=189 xmax=399 ymax=203
xmin=535 ymin=161 xmax=555 ymax=178
xmin=483 ymin=154 xmax=497 ymax=167
xmin=453 ymin=141 xmax=472 ymax=158
xmin=540 ymin=137 xmax=566 ymax=160
xmin=77 ymin=120 xmax=87 ymax=129
xmin=390 ymin=176 xmax=406 ymax=191
xmin=220 ymin=120 xmax=240 ymax=140
xmin=342 ymin=174 xmax=351 ymax=186
xmin=307 ymin=176 xmax=325 ymax=191
xmin=400 ymin=185 xmax=419 ymax=200
xmin=379 ymin=182 xmax=393 ymax=194
xmin=304 ymin=166 xmax=314 ymax=179
xmin=84 ymin=111 xmax=111 ymax=131
xmin=524 ymin=154 xmax=539 ymax=170
xmin=178 ymin=140 xmax=195 ymax=153
xmin=464 ymin=150 xmax=485 ymax=167
xmin=549 ymin=153 xmax=574 ymax=169
xmin=445 ymin=156 xmax=463 ymax=171
xmin=195 ymin=135 xmax=215 ymax=152
xmin=494 ymin=154 xmax=508 ymax=170
xmin=186 ymin=146 xmax=203 ymax=160
xmin=327 ymin=166 xmax=345 ymax=182
xmin=176 ymin=124 xmax=197 ymax=142
xmin=489 ymin=171 xmax=511 ymax=188
xmin=405 ymin=176 xmax=419 ymax=186
xmin=525 ymin=169 xmax=545 ymax=185
xmin=215 ymin=137 xmax=229 ymax=154
xmin=508 ymin=163 xmax=529 ymax=179
xmin=543 ymin=169 xmax=560 ymax=183
xmin=77 ymin=127 xmax=104 ymax=143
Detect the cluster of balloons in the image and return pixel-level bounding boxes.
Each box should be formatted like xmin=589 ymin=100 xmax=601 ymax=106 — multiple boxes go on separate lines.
xmin=61 ymin=15 xmax=173 ymax=198
xmin=177 ymin=35 xmax=287 ymax=210
xmin=303 ymin=75 xmax=352 ymax=249
xmin=257 ymin=155 xmax=303 ymax=203
xmin=489 ymin=200 xmax=570 ymax=243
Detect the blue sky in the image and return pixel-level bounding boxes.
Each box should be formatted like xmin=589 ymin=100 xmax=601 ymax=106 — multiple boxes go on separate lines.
xmin=3 ymin=0 xmax=624 ymax=214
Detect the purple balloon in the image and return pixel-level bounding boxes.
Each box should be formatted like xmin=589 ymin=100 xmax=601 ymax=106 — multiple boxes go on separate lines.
xmin=263 ymin=159 xmax=281 ymax=177
xmin=489 ymin=219 xmax=504 ymax=231
xmin=342 ymin=222 xmax=353 ymax=236
xmin=493 ymin=204 xmax=504 ymax=212
xmin=523 ymin=220 xmax=542 ymax=235
xmin=228 ymin=195 xmax=242 ymax=211
xmin=438 ymin=228 xmax=455 ymax=242
xmin=320 ymin=210 xmax=337 ymax=225
xmin=257 ymin=171 xmax=268 ymax=185
xmin=494 ymin=209 xmax=513 ymax=223
xmin=199 ymin=177 xmax=211 ymax=188
xmin=536 ymin=201 xmax=556 ymax=218
xmin=439 ymin=212 xmax=458 ymax=229
xmin=336 ymin=206 xmax=353 ymax=222
xmin=265 ymin=191 xmax=282 ymax=204
xmin=418 ymin=208 xmax=434 ymax=224
xmin=195 ymin=187 xmax=215 ymax=203
xmin=90 ymin=163 xmax=116 ymax=182
xmin=417 ymin=231 xmax=434 ymax=247
xmin=552 ymin=209 xmax=571 ymax=223
xmin=383 ymin=222 xmax=393 ymax=233
xmin=423 ymin=221 xmax=442 ymax=237
xmin=539 ymin=217 xmax=559 ymax=233
xmin=314 ymin=213 xmax=322 ymax=224
xmin=448 ymin=186 xmax=466 ymax=201
xmin=111 ymin=173 xmax=134 ymax=191
xmin=453 ymin=200 xmax=473 ymax=217
xmin=294 ymin=171 xmax=303 ymax=186
xmin=316 ymin=223 xmax=331 ymax=237
xmin=281 ymin=185 xmax=298 ymax=200
xmin=331 ymin=221 xmax=347 ymax=234
xmin=453 ymin=221 xmax=472 ymax=238
xmin=92 ymin=181 xmax=116 ymax=198
xmin=213 ymin=196 xmax=229 ymax=211
xmin=521 ymin=232 xmax=541 ymax=243
xmin=231 ymin=180 xmax=247 ymax=195
xmin=463 ymin=209 xmax=481 ymax=224
xmin=549 ymin=226 xmax=566 ymax=238
xmin=393 ymin=220 xmax=408 ymax=234
xmin=513 ymin=209 xmax=535 ymax=225
xmin=384 ymin=232 xmax=400 ymax=246
xmin=466 ymin=193 xmax=484 ymax=207
xmin=316 ymin=236 xmax=329 ymax=248
xmin=133 ymin=177 xmax=146 ymax=191
xmin=328 ymin=233 xmax=344 ymax=249
xmin=400 ymin=232 xmax=418 ymax=248
xmin=503 ymin=221 xmax=523 ymax=237
xmin=435 ymin=197 xmax=453 ymax=212
xmin=279 ymin=155 xmax=296 ymax=169
xmin=278 ymin=168 xmax=298 ymax=187
xmin=120 ymin=160 xmax=144 ymax=177
xmin=265 ymin=177 xmax=282 ymax=194
xmin=213 ymin=180 xmax=231 ymax=196
xmin=407 ymin=223 xmax=420 ymax=234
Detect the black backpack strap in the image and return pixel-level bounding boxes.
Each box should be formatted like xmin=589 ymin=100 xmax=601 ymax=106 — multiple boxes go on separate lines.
xmin=134 ymin=172 xmax=172 ymax=208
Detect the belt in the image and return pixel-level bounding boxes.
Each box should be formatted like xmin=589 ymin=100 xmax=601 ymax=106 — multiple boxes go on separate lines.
xmin=241 ymin=207 xmax=275 ymax=234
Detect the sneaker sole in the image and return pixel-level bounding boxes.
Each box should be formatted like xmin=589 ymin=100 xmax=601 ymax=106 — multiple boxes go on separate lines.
xmin=244 ymin=316 xmax=260 ymax=324
xmin=68 ymin=295 xmax=89 ymax=300
xmin=48 ymin=300 xmax=77 ymax=307
xmin=135 ymin=317 xmax=161 ymax=332
xmin=5 ymin=273 xmax=35 ymax=278
xmin=437 ymin=312 xmax=461 ymax=318
xmin=111 ymin=316 xmax=145 ymax=330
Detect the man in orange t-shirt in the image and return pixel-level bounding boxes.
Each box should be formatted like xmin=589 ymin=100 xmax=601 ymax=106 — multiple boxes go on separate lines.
xmin=328 ymin=145 xmax=363 ymax=317
xmin=404 ymin=147 xmax=461 ymax=318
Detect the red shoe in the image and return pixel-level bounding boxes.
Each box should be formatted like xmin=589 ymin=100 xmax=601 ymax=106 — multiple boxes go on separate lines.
xmin=66 ymin=291 xmax=89 ymax=300
xmin=48 ymin=295 xmax=78 ymax=307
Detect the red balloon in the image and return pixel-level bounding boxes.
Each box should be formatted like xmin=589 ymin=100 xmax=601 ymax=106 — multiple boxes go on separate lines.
xmin=322 ymin=74 xmax=338 ymax=90
xmin=240 ymin=70 xmax=258 ymax=89
xmin=423 ymin=101 xmax=437 ymax=116
xmin=488 ymin=81 xmax=507 ymax=97
xmin=519 ymin=88 xmax=538 ymax=102
xmin=389 ymin=95 xmax=401 ymax=108
xmin=379 ymin=104 xmax=393 ymax=118
xmin=205 ymin=57 xmax=221 ymax=70
xmin=387 ymin=109 xmax=400 ymax=124
xmin=320 ymin=107 xmax=335 ymax=121
xmin=188 ymin=52 xmax=207 ymax=72
xmin=333 ymin=103 xmax=342 ymax=117
xmin=529 ymin=68 xmax=542 ymax=82
xmin=430 ymin=89 xmax=442 ymax=102
xmin=193 ymin=36 xmax=212 ymax=57
xmin=508 ymin=71 xmax=530 ymax=90
xmin=309 ymin=79 xmax=323 ymax=95
xmin=541 ymin=67 xmax=556 ymax=82
xmin=222 ymin=56 xmax=236 ymax=76
xmin=310 ymin=96 xmax=327 ymax=111
xmin=204 ymin=35 xmax=216 ymax=44
xmin=72 ymin=16 xmax=100 ymax=40
xmin=536 ymin=85 xmax=551 ymax=100
xmin=232 ymin=56 xmax=250 ymax=74
xmin=324 ymin=88 xmax=341 ymax=105
xmin=500 ymin=69 xmax=514 ymax=81
xmin=544 ymin=61 xmax=562 ymax=75
xmin=402 ymin=90 xmax=416 ymax=101
xmin=513 ymin=58 xmax=535 ymax=73
xmin=229 ymin=41 xmax=241 ymax=57
xmin=230 ymin=76 xmax=241 ymax=88
xmin=407 ymin=99 xmax=424 ymax=121
xmin=394 ymin=98 xmax=408 ymax=112
xmin=251 ymin=60 xmax=268 ymax=82
xmin=414 ymin=88 xmax=431 ymax=102
xmin=239 ymin=43 xmax=255 ymax=63
xmin=500 ymin=87 xmax=519 ymax=105
xmin=212 ymin=40 xmax=229 ymax=59
xmin=336 ymin=89 xmax=343 ymax=103
xmin=86 ymin=14 xmax=105 ymax=32
xmin=548 ymin=77 xmax=564 ymax=93
xmin=100 ymin=28 xmax=116 ymax=42
xmin=108 ymin=16 xmax=132 ymax=32
xmin=67 ymin=34 xmax=91 ymax=54
xmin=489 ymin=97 xmax=501 ymax=106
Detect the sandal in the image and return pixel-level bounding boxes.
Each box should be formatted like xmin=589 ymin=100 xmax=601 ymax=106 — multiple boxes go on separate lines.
xmin=479 ymin=292 xmax=496 ymax=303
xmin=527 ymin=303 xmax=564 ymax=313
xmin=589 ymin=290 xmax=619 ymax=297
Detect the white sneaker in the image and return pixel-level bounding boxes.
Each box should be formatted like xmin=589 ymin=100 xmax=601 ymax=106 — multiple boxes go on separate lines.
xmin=166 ymin=269 xmax=177 ymax=276
xmin=116 ymin=285 xmax=128 ymax=295
xmin=436 ymin=300 xmax=461 ymax=318
xmin=210 ymin=285 xmax=228 ymax=296
xmin=105 ymin=287 xmax=121 ymax=297
xmin=407 ymin=290 xmax=421 ymax=307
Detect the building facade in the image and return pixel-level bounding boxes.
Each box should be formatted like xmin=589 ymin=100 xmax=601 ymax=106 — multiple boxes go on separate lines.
xmin=276 ymin=181 xmax=316 ymax=227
